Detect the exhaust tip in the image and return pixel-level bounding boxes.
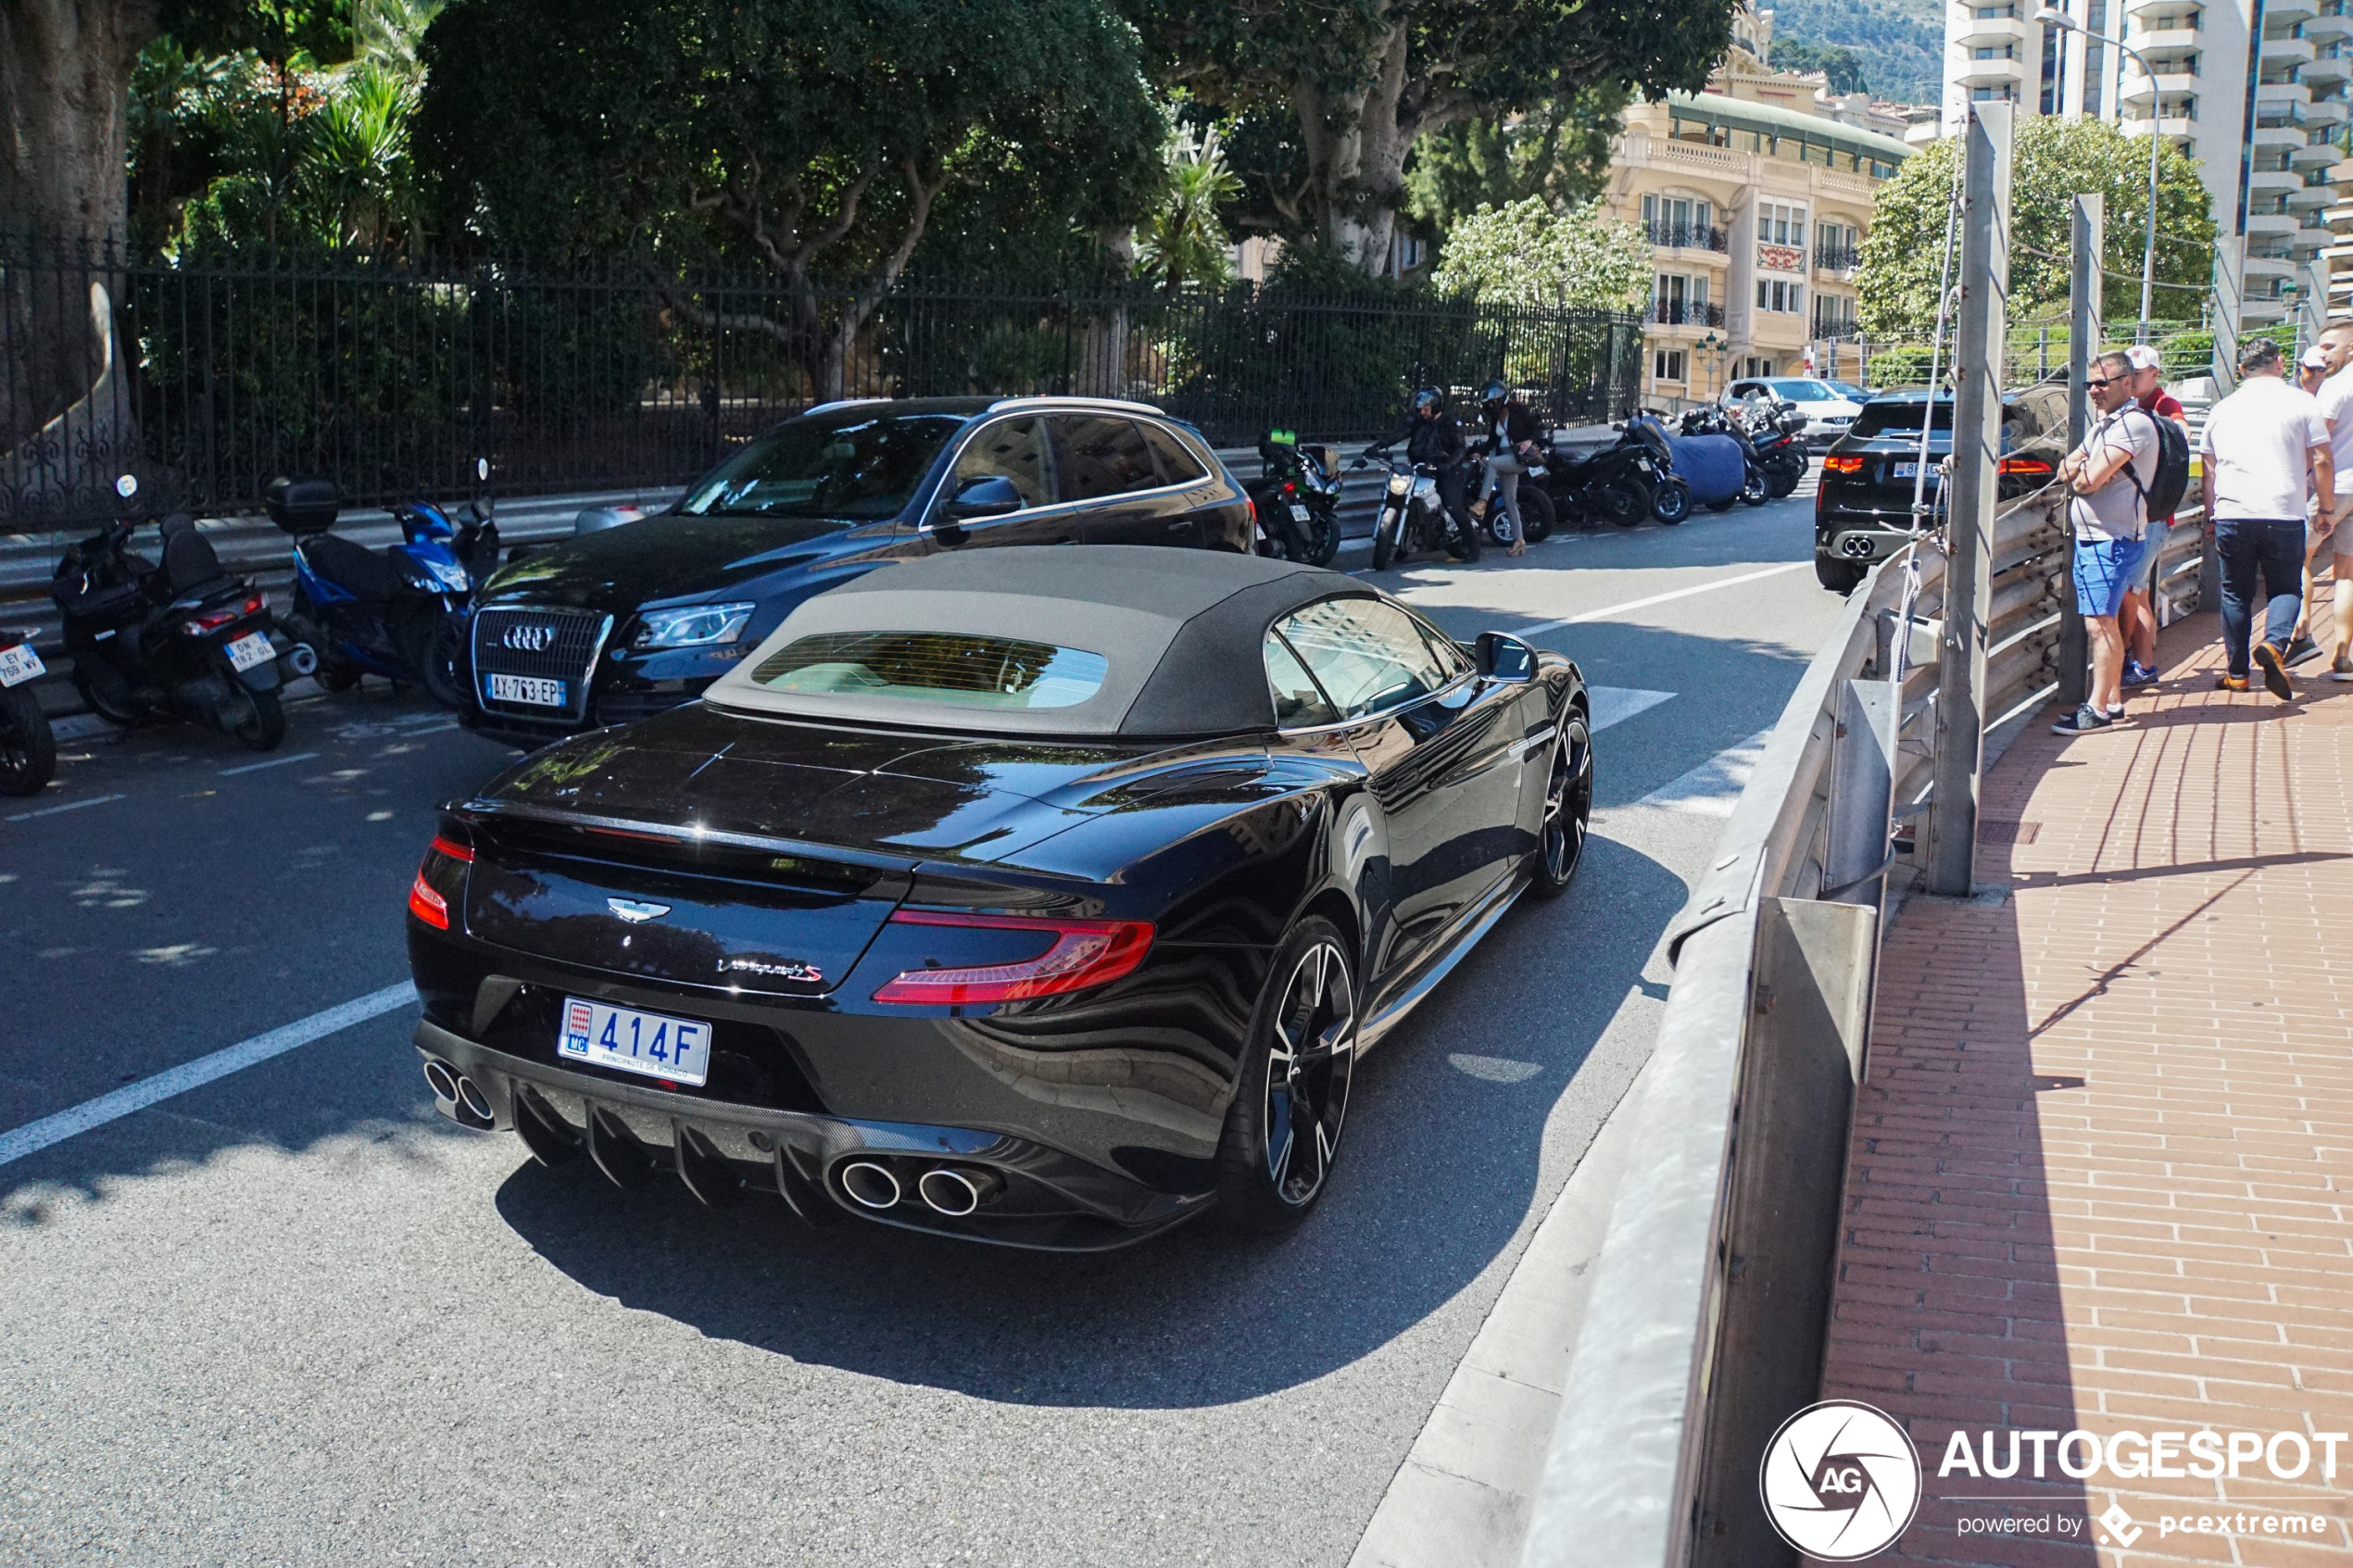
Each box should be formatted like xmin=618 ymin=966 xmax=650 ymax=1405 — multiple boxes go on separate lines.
xmin=838 ymin=1160 xmax=902 ymax=1210
xmin=422 ymin=1060 xmax=459 ymax=1102
xmin=286 ymin=642 xmax=320 ymax=676
xmin=917 ymin=1165 xmax=1004 ymax=1218
xmin=453 ymin=1073 xmax=495 ymax=1124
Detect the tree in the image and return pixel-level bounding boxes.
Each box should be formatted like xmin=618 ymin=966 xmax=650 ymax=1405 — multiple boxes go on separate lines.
xmin=1767 ymin=39 xmax=1868 ymax=95
xmin=1134 ymin=125 xmax=1244 ymax=294
xmin=1403 ymin=86 xmax=1629 ymax=235
xmin=1856 ymin=115 xmax=2215 ymax=334
xmin=1430 ymin=195 xmax=1649 ymax=309
xmin=1128 ymin=0 xmax=1738 ymax=271
xmin=415 ymin=0 xmax=1163 ymax=397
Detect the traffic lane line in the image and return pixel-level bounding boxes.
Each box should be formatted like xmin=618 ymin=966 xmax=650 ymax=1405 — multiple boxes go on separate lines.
xmin=220 ymin=751 xmax=320 ymax=776
xmin=1524 ymin=561 xmax=1811 ymax=634
xmin=4 ymin=792 xmax=127 ymax=822
xmin=0 ymin=982 xmax=418 ymax=1169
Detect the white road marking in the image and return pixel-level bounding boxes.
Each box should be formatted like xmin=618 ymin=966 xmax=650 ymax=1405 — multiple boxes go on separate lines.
xmin=219 ymin=751 xmax=320 ymax=776
xmin=1585 ymin=687 xmax=1675 ymax=732
xmin=5 ymin=793 xmax=127 ymax=823
xmin=1628 ymin=729 xmax=1773 ymax=817
xmin=0 ymin=981 xmax=418 ymax=1169
xmin=1447 ymin=1052 xmax=1544 ymax=1083
xmin=1519 ymin=560 xmax=1812 ymax=636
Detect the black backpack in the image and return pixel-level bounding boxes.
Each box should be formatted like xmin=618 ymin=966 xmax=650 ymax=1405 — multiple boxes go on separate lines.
xmin=2121 ymin=407 xmax=2191 ymax=521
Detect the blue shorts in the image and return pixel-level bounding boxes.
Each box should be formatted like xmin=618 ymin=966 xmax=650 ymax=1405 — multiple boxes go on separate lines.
xmin=2073 ymin=534 xmax=2139 ymax=618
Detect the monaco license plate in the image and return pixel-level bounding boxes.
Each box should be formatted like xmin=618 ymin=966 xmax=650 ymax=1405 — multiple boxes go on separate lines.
xmin=560 ymin=997 xmax=712 ymax=1086
xmin=488 ymin=672 xmax=565 ymax=707
xmin=224 ymin=632 xmax=274 ymax=672
xmin=0 ymin=644 xmax=44 ymax=688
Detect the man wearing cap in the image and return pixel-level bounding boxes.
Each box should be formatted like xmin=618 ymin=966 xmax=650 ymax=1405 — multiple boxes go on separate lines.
xmin=2200 ymin=337 xmax=2334 ymax=698
xmin=2120 ymin=344 xmax=2187 ymax=687
xmin=2308 ymin=320 xmax=2353 ymax=677
xmin=2302 ymin=345 xmax=2334 ymax=396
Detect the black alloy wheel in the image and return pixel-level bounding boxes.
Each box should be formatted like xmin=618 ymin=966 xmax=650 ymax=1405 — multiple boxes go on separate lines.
xmin=1651 ymin=478 xmax=1692 ymax=525
xmin=1529 ymin=710 xmax=1592 ymax=898
xmin=1371 ymin=504 xmax=1401 ymax=571
xmin=71 ymin=665 xmax=143 ymax=726
xmin=1520 ymin=485 xmax=1556 ymax=542
xmin=1304 ymin=508 xmax=1342 ymax=568
xmin=1739 ymin=464 xmax=1771 ymax=507
xmin=0 ymin=685 xmax=57 ymax=797
xmin=1214 ymin=917 xmax=1358 ymax=1233
xmin=228 ymin=685 xmax=286 ymax=751
xmin=1599 ymin=483 xmax=1646 ymax=528
xmin=421 ymin=616 xmax=469 ymax=709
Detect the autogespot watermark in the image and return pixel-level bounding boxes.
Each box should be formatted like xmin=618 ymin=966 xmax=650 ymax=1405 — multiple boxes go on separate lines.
xmin=1759 ymin=1405 xmax=2347 ymax=1559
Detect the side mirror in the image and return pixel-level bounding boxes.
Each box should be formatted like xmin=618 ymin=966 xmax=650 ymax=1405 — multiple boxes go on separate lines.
xmin=939 ymin=473 xmax=1024 ymax=522
xmin=1475 ymin=631 xmax=1537 ymax=683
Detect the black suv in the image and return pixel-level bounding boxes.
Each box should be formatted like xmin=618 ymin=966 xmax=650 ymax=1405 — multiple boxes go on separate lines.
xmin=459 ymin=395 xmax=1253 ymax=746
xmin=1812 ymin=384 xmax=2068 ymax=593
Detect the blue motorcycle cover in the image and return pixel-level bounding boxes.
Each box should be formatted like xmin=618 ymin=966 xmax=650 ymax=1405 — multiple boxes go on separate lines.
xmin=1658 ymin=430 xmax=1747 ymax=503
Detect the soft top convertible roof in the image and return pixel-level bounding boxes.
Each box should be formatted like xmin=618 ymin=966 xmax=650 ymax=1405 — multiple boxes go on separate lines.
xmin=704 ymin=546 xmax=1371 ymax=737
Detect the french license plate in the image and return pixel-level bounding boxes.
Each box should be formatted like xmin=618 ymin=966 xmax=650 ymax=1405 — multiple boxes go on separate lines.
xmin=0 ymin=644 xmax=44 ymax=688
xmin=560 ymin=997 xmax=712 ymax=1086
xmin=488 ymin=672 xmax=565 ymax=707
xmin=1892 ymin=462 xmax=1919 ymax=479
xmin=1288 ymin=503 xmax=1311 ymax=522
xmin=224 ymin=632 xmax=275 ymax=672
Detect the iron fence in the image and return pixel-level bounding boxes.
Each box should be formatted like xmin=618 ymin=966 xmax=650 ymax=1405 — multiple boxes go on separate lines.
xmin=0 ymin=237 xmax=1643 ymax=532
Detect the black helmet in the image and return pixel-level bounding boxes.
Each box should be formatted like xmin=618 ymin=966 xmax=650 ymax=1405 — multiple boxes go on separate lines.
xmin=1481 ymin=380 xmax=1506 ymax=405
xmin=1413 ymin=386 xmax=1442 ymax=414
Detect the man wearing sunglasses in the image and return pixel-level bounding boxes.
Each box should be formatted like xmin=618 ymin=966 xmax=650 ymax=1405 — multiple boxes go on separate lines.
xmin=2052 ymin=351 xmax=2161 ymax=734
xmin=2199 ymin=337 xmax=2333 ymax=699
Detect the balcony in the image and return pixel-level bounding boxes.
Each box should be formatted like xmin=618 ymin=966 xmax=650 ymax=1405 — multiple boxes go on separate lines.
xmin=2123 ymin=0 xmax=2197 ymax=16
xmin=1651 ymin=299 xmax=1727 ymax=328
xmin=1812 ymin=311 xmax=1860 ymax=338
xmin=2263 ymin=36 xmax=2318 ymax=69
xmin=2308 ymin=6 xmax=2353 ymax=39
xmin=2294 ymin=132 xmax=2345 ymax=164
xmin=2120 ymin=70 xmax=2205 ymax=103
xmin=1645 ymin=221 xmax=1729 ymax=253
xmin=1957 ymin=13 xmax=2030 ymax=45
xmin=2261 ymin=80 xmax=2318 ymax=112
xmin=2308 ymin=93 xmax=2351 ymax=122
xmin=2135 ymin=25 xmax=2204 ymax=49
xmin=1814 ymin=242 xmax=1862 ymax=271
xmin=1957 ymin=56 xmax=2029 ymax=87
xmin=2309 ymin=43 xmax=2353 ymax=79
xmin=2291 ymin=179 xmax=2338 ymax=207
xmin=2271 ymin=0 xmax=2320 ymax=20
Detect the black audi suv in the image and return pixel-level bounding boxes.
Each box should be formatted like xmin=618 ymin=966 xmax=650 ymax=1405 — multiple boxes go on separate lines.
xmin=1812 ymin=383 xmax=2068 ymax=593
xmin=459 ymin=395 xmax=1254 ymax=747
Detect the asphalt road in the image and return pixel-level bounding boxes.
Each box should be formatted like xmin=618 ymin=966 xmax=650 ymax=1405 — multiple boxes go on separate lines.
xmin=0 ymin=496 xmax=1844 ymax=1568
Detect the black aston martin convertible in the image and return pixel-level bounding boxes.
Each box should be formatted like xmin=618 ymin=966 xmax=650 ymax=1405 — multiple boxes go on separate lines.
xmin=407 ymin=546 xmax=1592 ymax=1248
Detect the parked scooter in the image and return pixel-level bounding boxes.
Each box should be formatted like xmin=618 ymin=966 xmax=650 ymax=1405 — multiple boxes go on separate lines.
xmin=271 ymin=470 xmax=495 ymax=709
xmin=1356 ymin=443 xmax=1479 ymax=569
xmin=1471 ymin=458 xmax=1556 ymax=546
xmin=51 ymin=475 xmax=296 ymax=751
xmin=1250 ymin=429 xmax=1344 ymax=566
xmin=0 ymin=626 xmax=57 ymax=797
xmin=1737 ymin=395 xmax=1813 ymax=497
xmin=1539 ymin=423 xmax=1673 ymax=529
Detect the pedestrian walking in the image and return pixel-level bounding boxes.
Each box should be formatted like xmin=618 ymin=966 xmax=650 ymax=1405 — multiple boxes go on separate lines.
xmin=2120 ymin=343 xmax=2188 ymax=687
xmin=2053 ymin=350 xmax=2162 ymax=734
xmin=2308 ymin=320 xmax=2353 ymax=678
xmin=2200 ymin=337 xmax=2334 ymax=699
xmin=1478 ymin=380 xmax=1542 ymax=558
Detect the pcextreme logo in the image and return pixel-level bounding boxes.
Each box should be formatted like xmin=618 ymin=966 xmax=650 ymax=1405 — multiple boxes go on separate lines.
xmin=1759 ymin=1400 xmax=1924 ymax=1561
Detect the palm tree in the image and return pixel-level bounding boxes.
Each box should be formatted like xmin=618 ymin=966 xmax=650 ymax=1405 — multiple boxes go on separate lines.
xmin=1134 ymin=125 xmax=1242 ymax=295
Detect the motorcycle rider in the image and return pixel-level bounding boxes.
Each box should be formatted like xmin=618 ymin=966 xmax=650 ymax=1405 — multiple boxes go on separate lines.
xmin=1479 ymin=380 xmax=1543 ymax=558
xmin=1404 ymin=386 xmax=1479 ymax=557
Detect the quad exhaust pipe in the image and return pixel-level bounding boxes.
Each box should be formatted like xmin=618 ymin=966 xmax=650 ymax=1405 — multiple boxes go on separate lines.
xmin=422 ymin=1059 xmax=495 ymax=1126
xmin=837 ymin=1159 xmax=1005 ymax=1216
xmin=838 ymin=1160 xmax=902 ymax=1210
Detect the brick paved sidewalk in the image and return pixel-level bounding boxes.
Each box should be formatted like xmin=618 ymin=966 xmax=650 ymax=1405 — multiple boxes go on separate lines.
xmin=1820 ymin=616 xmax=2353 ymax=1566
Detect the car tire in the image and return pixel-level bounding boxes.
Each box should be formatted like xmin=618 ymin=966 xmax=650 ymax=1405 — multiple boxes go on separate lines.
xmin=421 ymin=616 xmax=468 ymax=709
xmin=0 ymin=685 xmax=57 ymax=798
xmin=1528 ymin=709 xmax=1592 ymax=898
xmin=1651 ymin=478 xmax=1692 ymax=524
xmin=1214 ymin=915 xmax=1358 ymax=1236
xmin=1815 ymin=556 xmax=1868 ymax=595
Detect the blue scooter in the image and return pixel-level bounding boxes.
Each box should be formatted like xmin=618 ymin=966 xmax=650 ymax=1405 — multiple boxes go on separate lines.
xmin=269 ymin=472 xmax=497 ymax=709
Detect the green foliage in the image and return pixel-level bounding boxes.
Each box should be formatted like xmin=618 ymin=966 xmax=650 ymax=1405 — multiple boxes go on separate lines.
xmin=1856 ymin=117 xmax=2216 ymax=335
xmin=1430 ymin=197 xmax=1651 ymax=311
xmin=1762 ymin=0 xmax=1943 ymax=105
xmin=1865 ymin=344 xmax=1938 ymax=387
xmin=1134 ymin=125 xmax=1243 ymax=293
xmin=1403 ymin=87 xmax=1629 ymax=234
xmin=1767 ymin=39 xmax=1869 ymax=95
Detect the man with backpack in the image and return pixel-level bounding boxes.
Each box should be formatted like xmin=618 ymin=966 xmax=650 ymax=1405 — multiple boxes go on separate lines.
xmin=2200 ymin=337 xmax=2334 ymax=699
xmin=2120 ymin=344 xmax=2190 ymax=686
xmin=2053 ymin=351 xmax=2164 ymax=734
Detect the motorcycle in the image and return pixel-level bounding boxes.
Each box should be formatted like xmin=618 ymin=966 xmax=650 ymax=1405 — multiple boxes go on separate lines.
xmin=1471 ymin=450 xmax=1557 ymax=546
xmin=1740 ymin=397 xmax=1812 ymax=497
xmin=1540 ymin=423 xmax=1674 ymax=529
xmin=0 ymin=626 xmax=57 ymax=797
xmin=271 ymin=470 xmax=497 ymax=709
xmin=1676 ymin=405 xmax=1774 ymax=509
xmin=1355 ymin=443 xmax=1479 ymax=570
xmin=51 ymin=475 xmax=296 ymax=751
xmin=1250 ymin=429 xmax=1344 ymax=566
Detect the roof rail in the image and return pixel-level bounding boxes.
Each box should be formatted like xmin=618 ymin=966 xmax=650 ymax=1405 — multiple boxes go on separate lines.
xmin=984 ymin=395 xmax=1167 ymax=416
xmin=803 ymin=398 xmax=889 ymax=417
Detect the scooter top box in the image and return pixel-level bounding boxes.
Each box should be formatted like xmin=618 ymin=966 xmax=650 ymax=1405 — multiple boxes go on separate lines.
xmin=263 ymin=475 xmax=339 ymax=536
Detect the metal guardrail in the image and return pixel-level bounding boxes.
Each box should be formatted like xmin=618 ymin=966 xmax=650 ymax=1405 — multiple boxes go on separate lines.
xmin=1523 ymin=488 xmax=2213 ymax=1568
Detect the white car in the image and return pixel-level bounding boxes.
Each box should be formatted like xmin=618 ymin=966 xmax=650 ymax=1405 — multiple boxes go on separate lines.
xmin=1725 ymin=377 xmax=1869 ymax=448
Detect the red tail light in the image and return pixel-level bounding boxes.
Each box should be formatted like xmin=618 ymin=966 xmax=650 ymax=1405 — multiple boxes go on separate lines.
xmin=408 ymin=834 xmax=474 ymax=930
xmin=1997 ymin=457 xmax=2054 ymax=477
xmin=871 ymin=909 xmax=1153 ymax=1005
xmin=1824 ymin=455 xmax=1865 ymax=473
xmin=1282 ymin=481 xmax=1297 ymax=495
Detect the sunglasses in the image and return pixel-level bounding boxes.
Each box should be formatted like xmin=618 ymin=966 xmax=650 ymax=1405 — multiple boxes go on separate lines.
xmin=2086 ymin=377 xmax=2112 ymax=389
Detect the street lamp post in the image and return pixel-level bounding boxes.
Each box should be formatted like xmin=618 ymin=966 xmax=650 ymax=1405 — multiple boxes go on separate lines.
xmin=2035 ymin=6 xmax=2163 ymax=341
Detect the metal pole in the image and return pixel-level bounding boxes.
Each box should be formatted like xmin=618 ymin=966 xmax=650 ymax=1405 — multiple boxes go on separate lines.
xmin=2139 ymin=82 xmax=2160 ymax=339
xmin=1926 ymin=103 xmax=2011 ymax=899
xmin=2059 ymin=193 xmax=2103 ymax=710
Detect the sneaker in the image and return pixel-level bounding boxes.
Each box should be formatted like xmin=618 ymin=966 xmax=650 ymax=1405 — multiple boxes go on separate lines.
xmin=2255 ymin=641 xmax=2296 ymax=700
xmin=2051 ymin=703 xmax=2114 ymax=735
xmin=2217 ymin=673 xmax=2251 ymax=692
xmin=2332 ymin=654 xmax=2353 ymax=682
xmin=2287 ymin=634 xmax=2322 ymax=667
xmin=2107 ymin=705 xmax=2127 ymax=721
xmin=2122 ymin=660 xmax=2159 ymax=687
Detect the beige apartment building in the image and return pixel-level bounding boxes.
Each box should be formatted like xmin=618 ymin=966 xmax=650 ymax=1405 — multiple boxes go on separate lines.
xmin=1600 ymin=25 xmax=1914 ymax=405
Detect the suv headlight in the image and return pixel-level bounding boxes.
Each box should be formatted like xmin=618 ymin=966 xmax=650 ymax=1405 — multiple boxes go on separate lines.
xmin=631 ymin=602 xmax=755 ymax=649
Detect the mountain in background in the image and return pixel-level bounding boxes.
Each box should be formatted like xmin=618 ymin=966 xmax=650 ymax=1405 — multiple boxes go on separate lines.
xmin=1764 ymin=0 xmax=1946 ymax=109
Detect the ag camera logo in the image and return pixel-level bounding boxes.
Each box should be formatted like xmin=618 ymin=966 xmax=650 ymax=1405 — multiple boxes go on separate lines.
xmin=1759 ymin=1399 xmax=1922 ymax=1560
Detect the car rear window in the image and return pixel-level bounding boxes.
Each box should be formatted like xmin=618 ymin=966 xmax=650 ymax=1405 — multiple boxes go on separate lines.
xmin=746 ymin=632 xmax=1108 ymax=710
xmin=1141 ymin=423 xmax=1209 ymax=484
xmin=1850 ymin=401 xmax=1955 ymax=438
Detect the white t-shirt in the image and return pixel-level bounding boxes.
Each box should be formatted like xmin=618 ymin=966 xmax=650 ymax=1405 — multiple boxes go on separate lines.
xmin=2200 ymin=375 xmax=2331 ymax=521
xmin=2067 ymin=406 xmax=2158 ymax=542
xmin=2318 ymin=364 xmax=2353 ymax=498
